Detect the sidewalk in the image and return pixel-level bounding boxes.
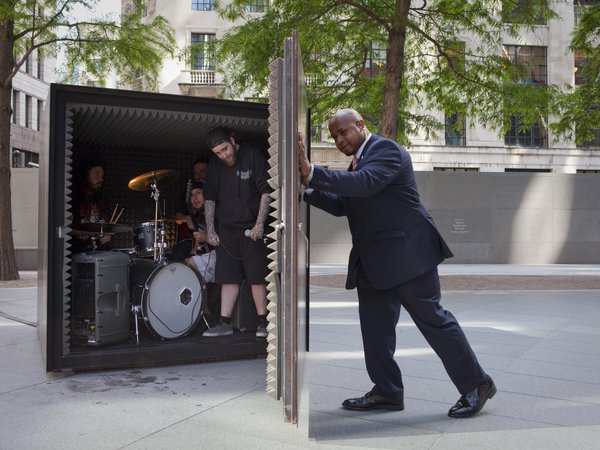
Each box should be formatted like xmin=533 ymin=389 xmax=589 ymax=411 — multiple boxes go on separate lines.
xmin=1 ymin=266 xmax=600 ymax=449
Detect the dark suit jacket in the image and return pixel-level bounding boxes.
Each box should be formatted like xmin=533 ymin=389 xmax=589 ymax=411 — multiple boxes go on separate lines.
xmin=306 ymin=134 xmax=453 ymax=290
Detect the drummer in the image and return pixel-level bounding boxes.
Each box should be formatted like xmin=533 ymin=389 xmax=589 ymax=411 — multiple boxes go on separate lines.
xmin=70 ymin=160 xmax=113 ymax=253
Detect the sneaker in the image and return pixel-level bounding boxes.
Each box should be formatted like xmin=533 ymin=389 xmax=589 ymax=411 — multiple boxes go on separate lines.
xmin=202 ymin=322 xmax=233 ymax=337
xmin=256 ymin=322 xmax=268 ymax=338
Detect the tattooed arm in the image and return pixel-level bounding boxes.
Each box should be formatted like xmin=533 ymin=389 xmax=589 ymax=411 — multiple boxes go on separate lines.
xmin=204 ymin=200 xmax=220 ymax=246
xmin=249 ymin=193 xmax=271 ymax=240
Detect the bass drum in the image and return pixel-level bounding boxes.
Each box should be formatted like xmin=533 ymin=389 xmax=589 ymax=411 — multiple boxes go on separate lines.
xmin=130 ymin=258 xmax=205 ymax=340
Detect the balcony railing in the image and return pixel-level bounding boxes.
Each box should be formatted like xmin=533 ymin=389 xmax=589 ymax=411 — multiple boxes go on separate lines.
xmin=180 ymin=70 xmax=217 ymax=85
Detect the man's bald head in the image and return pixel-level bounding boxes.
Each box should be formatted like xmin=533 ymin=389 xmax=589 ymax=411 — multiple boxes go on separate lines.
xmin=328 ymin=108 xmax=369 ymax=157
xmin=329 ymin=108 xmax=364 ymax=127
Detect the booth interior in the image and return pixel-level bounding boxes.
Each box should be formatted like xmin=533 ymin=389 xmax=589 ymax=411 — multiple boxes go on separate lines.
xmin=44 ymin=85 xmax=271 ymax=370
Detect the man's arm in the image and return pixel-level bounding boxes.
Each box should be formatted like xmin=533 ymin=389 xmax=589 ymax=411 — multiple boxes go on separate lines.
xmin=204 ymin=200 xmax=219 ymax=246
xmin=249 ymin=193 xmax=270 ymax=240
xmin=311 ymin=142 xmax=401 ymax=198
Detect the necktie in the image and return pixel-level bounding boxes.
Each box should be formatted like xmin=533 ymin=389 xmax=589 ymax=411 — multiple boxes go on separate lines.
xmin=351 ymin=156 xmax=359 ymax=171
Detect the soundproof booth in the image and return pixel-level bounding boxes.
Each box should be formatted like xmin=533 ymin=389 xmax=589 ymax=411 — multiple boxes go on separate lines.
xmin=38 ymin=84 xmax=275 ymax=372
xmin=38 ymin=33 xmax=309 ymax=425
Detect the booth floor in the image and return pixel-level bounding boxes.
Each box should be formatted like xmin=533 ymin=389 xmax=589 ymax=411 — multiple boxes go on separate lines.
xmin=2 ymin=264 xmax=600 ymax=449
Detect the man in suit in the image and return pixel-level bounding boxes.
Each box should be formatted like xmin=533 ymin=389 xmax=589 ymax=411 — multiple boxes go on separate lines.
xmin=298 ymin=108 xmax=496 ymax=418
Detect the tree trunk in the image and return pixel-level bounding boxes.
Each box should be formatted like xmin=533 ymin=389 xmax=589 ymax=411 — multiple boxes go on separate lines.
xmin=0 ymin=17 xmax=19 ymax=281
xmin=380 ymin=0 xmax=411 ymax=139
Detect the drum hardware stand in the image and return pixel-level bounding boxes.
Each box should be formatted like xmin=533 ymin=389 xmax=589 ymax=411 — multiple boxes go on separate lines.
xmin=149 ymin=179 xmax=168 ymax=263
xmin=89 ymin=235 xmax=99 ymax=251
xmin=89 ymin=233 xmax=106 ymax=252
xmin=131 ymin=303 xmax=142 ymax=345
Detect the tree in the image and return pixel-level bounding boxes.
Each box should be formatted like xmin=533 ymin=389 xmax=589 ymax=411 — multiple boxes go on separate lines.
xmin=550 ymin=4 xmax=600 ymax=145
xmin=0 ymin=0 xmax=175 ymax=280
xmin=216 ymin=0 xmax=558 ymax=144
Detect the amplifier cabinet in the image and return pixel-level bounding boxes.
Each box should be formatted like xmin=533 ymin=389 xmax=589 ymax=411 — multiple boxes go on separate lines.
xmin=71 ymin=251 xmax=130 ymax=346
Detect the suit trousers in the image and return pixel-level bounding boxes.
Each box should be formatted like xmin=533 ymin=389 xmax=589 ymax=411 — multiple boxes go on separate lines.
xmin=356 ymin=265 xmax=487 ymax=399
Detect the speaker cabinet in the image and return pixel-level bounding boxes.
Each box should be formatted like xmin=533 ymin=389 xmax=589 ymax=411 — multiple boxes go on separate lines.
xmin=71 ymin=251 xmax=130 ymax=346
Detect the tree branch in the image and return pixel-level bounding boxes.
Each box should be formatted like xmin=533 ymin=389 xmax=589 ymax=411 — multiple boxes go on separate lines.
xmin=329 ymin=0 xmax=390 ymax=30
xmin=405 ymin=21 xmax=503 ymax=94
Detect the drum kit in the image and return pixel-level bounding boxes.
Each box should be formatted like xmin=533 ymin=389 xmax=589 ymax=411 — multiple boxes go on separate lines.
xmin=71 ymin=169 xmax=206 ymax=344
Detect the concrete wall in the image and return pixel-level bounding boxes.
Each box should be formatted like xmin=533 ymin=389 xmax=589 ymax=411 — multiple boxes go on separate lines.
xmin=309 ymin=172 xmax=600 ymax=265
xmin=11 ymin=168 xmax=39 ymax=270
xmin=16 ymin=171 xmax=600 ymax=269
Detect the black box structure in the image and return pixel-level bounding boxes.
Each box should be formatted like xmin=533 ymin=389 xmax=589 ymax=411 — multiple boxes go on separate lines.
xmin=38 ymin=84 xmax=270 ymax=372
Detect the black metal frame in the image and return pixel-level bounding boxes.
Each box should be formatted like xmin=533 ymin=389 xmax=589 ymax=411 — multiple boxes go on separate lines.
xmin=40 ymin=84 xmax=270 ymax=372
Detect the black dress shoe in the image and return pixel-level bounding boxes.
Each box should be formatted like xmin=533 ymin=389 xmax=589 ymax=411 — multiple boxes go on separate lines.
xmin=342 ymin=391 xmax=404 ymax=411
xmin=448 ymin=375 xmax=496 ymax=418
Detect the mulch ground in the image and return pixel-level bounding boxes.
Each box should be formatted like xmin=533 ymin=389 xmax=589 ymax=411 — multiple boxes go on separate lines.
xmin=310 ymin=274 xmax=600 ymax=290
xmin=3 ymin=274 xmax=600 ymax=290
xmin=0 ymin=273 xmax=38 ymax=289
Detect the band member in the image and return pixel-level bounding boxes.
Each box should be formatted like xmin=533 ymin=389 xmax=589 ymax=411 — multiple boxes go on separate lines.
xmin=202 ymin=127 xmax=271 ymax=338
xmin=70 ymin=160 xmax=112 ymax=253
xmin=175 ymin=157 xmax=209 ymax=238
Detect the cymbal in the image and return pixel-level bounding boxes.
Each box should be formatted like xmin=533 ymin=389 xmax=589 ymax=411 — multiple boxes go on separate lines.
xmin=72 ymin=223 xmax=132 ymax=234
xmin=128 ymin=169 xmax=179 ymax=191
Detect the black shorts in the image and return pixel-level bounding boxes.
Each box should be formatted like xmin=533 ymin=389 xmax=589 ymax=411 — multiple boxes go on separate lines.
xmin=214 ymin=227 xmax=268 ymax=284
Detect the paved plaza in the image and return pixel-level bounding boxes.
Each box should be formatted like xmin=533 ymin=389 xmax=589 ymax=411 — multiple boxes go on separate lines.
xmin=1 ymin=265 xmax=600 ymax=449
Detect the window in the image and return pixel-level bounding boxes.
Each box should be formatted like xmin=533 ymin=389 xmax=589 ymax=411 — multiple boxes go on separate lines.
xmin=12 ymin=90 xmax=19 ymax=125
xmin=364 ymin=42 xmax=387 ymax=78
xmin=192 ymin=0 xmax=216 ymax=11
xmin=503 ymin=45 xmax=547 ymax=85
xmin=12 ymin=149 xmax=39 ymax=168
xmin=503 ymin=45 xmax=548 ymax=147
xmin=505 ymin=168 xmax=551 ymax=172
xmin=574 ymin=1 xmax=599 ymax=26
xmin=37 ymin=99 xmax=43 ymax=131
xmin=25 ymin=95 xmax=33 ymax=128
xmin=574 ymin=50 xmax=591 ymax=86
xmin=25 ymin=54 xmax=33 ymax=74
xmin=311 ymin=124 xmax=322 ymax=143
xmin=433 ymin=167 xmax=479 ymax=172
xmin=502 ymin=0 xmax=547 ymax=25
xmin=37 ymin=55 xmax=43 ymax=80
xmin=191 ymin=33 xmax=216 ymax=71
xmin=246 ymin=1 xmax=270 ymax=12
xmin=505 ymin=115 xmax=547 ymax=147
xmin=577 ymin=128 xmax=600 ymax=149
xmin=445 ymin=113 xmax=466 ymax=146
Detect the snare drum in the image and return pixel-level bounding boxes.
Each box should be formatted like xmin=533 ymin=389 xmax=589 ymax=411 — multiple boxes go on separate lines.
xmin=129 ymin=258 xmax=204 ymax=339
xmin=133 ymin=220 xmax=178 ymax=257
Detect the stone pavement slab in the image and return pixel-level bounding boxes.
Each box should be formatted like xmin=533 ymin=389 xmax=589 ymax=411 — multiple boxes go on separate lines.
xmin=2 ymin=268 xmax=600 ymax=449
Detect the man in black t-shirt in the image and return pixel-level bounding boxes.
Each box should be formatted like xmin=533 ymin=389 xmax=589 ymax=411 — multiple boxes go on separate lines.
xmin=202 ymin=127 xmax=271 ymax=338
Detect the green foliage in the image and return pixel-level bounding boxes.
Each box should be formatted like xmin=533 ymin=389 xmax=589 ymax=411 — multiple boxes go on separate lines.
xmin=5 ymin=0 xmax=176 ymax=90
xmin=216 ymin=0 xmax=564 ymax=142
xmin=550 ymin=5 xmax=600 ymax=145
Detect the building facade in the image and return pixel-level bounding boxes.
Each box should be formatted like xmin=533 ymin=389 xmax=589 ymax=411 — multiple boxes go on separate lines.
xmin=127 ymin=0 xmax=599 ymax=173
xmin=8 ymin=1 xmax=599 ymax=269
xmin=11 ymin=50 xmax=55 ymax=269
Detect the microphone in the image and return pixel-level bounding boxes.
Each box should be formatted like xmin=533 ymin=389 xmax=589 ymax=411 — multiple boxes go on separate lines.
xmin=244 ymin=229 xmax=252 ymax=237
